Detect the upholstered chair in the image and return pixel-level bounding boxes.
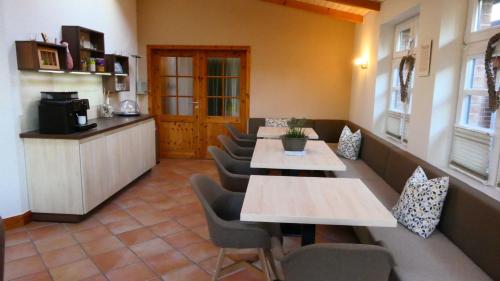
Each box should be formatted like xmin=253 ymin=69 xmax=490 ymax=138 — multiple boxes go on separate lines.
xmin=208 ymin=146 xmax=266 ymax=192
xmin=225 ymin=124 xmax=256 ymax=147
xmin=217 ymin=135 xmax=254 ymax=161
xmin=271 ymin=237 xmax=394 ymax=281
xmin=190 ymin=174 xmax=280 ymax=281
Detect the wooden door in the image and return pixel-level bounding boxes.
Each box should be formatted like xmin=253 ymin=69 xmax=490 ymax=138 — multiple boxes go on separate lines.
xmin=151 ymin=50 xmax=201 ymax=158
xmin=149 ymin=46 xmax=249 ymax=159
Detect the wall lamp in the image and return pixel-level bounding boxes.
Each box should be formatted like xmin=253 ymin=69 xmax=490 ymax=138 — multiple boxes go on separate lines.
xmin=354 ymin=57 xmax=368 ymax=69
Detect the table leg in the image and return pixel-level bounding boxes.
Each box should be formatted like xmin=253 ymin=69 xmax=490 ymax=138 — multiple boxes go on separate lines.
xmin=301 ymin=224 xmax=316 ymax=246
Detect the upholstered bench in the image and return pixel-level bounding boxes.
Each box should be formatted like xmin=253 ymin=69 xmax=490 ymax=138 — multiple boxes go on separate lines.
xmin=248 ymin=118 xmax=500 ymax=281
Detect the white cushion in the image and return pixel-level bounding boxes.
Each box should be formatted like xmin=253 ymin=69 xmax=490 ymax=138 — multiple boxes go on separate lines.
xmin=265 ymin=118 xmax=290 ymax=127
xmin=392 ymin=166 xmax=449 ymax=238
xmin=337 ymin=126 xmax=361 ymax=160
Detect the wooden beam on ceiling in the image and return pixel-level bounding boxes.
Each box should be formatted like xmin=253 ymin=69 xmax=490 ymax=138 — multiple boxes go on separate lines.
xmin=325 ymin=0 xmax=381 ymax=12
xmin=262 ymin=0 xmax=364 ymax=23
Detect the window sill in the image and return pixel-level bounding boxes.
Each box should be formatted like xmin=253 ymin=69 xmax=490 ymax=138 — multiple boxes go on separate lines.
xmin=454 ymin=124 xmax=494 ymax=136
xmin=446 ymin=167 xmax=500 ymax=202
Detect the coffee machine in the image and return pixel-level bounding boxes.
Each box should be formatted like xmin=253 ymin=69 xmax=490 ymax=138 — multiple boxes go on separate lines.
xmin=38 ymin=92 xmax=97 ymax=134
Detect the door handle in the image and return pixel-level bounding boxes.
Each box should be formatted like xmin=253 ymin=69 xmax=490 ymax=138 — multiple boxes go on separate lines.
xmin=189 ymin=101 xmax=199 ymax=104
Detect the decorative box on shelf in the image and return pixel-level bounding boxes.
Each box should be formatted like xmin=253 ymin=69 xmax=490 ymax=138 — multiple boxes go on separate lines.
xmin=15 ymin=41 xmax=67 ymax=72
xmin=104 ymin=54 xmax=130 ymax=92
xmin=62 ymin=26 xmax=105 ymax=72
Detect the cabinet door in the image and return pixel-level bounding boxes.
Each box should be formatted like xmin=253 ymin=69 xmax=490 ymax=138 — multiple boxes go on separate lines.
xmin=141 ymin=120 xmax=157 ymax=171
xmin=80 ymin=136 xmax=111 ymax=212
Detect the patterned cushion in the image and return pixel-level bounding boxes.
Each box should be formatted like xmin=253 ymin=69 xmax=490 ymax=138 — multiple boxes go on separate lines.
xmin=265 ymin=118 xmax=290 ymax=128
xmin=337 ymin=126 xmax=362 ymax=160
xmin=392 ymin=166 xmax=450 ymax=238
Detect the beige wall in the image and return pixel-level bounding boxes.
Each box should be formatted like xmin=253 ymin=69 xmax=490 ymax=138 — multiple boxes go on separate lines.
xmin=137 ymin=0 xmax=355 ymax=119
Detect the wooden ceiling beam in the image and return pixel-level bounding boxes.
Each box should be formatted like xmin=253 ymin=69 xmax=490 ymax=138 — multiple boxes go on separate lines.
xmin=324 ymin=0 xmax=381 ymax=12
xmin=262 ymin=0 xmax=364 ymax=23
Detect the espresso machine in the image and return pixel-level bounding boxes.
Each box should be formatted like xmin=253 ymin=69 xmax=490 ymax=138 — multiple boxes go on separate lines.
xmin=38 ymin=91 xmax=97 ymax=134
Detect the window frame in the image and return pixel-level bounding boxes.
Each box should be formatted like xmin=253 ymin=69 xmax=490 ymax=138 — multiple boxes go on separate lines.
xmin=386 ymin=16 xmax=419 ymax=142
xmin=453 ymin=0 xmax=500 ymax=187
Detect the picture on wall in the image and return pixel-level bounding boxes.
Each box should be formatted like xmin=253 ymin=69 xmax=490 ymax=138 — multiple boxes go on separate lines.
xmin=418 ymin=39 xmax=432 ymax=77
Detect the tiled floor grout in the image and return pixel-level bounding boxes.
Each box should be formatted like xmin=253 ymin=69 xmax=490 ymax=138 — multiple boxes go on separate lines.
xmin=4 ymin=158 xmax=352 ymax=281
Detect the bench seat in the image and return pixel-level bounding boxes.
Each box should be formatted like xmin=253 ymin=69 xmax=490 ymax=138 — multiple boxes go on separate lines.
xmin=327 ymin=144 xmax=493 ymax=281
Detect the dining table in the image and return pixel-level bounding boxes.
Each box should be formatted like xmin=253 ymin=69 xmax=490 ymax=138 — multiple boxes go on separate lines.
xmin=256 ymin=126 xmax=319 ymax=140
xmin=250 ymin=139 xmax=346 ymax=171
xmin=241 ymin=175 xmax=397 ymax=245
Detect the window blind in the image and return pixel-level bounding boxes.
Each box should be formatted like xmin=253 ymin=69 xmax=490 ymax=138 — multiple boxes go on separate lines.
xmin=450 ymin=127 xmax=493 ymax=180
xmin=386 ymin=112 xmax=409 ymax=142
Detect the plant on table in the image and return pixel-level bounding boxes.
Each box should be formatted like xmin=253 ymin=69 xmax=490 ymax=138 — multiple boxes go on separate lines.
xmin=281 ymin=118 xmax=308 ymax=152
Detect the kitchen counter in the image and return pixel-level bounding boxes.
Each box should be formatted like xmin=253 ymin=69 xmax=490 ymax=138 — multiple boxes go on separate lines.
xmin=19 ymin=115 xmax=154 ymax=140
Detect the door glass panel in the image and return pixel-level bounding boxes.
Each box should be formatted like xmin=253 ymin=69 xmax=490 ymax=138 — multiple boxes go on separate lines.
xmin=208 ymin=98 xmax=223 ymax=116
xmin=178 ymin=77 xmax=193 ymax=96
xmin=162 ymin=96 xmax=177 ymax=115
xmin=161 ymin=77 xmax=177 ymax=96
xmin=178 ymin=97 xmax=193 ymax=116
xmin=178 ymin=57 xmax=193 ymax=76
xmin=225 ymin=99 xmax=240 ymax=117
xmin=160 ymin=57 xmax=176 ymax=76
xmin=207 ymin=58 xmax=223 ymax=76
xmin=225 ymin=58 xmax=240 ymax=76
xmin=207 ymin=78 xmax=223 ymax=96
xmin=224 ymin=78 xmax=240 ymax=97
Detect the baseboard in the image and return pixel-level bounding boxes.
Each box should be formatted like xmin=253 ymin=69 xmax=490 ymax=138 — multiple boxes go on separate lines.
xmin=3 ymin=211 xmax=32 ymax=230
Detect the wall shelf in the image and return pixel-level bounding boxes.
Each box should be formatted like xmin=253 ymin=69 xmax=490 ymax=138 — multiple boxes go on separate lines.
xmin=62 ymin=26 xmax=105 ymax=72
xmin=15 ymin=41 xmax=67 ymax=71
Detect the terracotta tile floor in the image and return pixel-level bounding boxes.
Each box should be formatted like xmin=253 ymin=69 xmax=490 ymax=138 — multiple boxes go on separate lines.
xmin=3 ymin=159 xmax=353 ymax=281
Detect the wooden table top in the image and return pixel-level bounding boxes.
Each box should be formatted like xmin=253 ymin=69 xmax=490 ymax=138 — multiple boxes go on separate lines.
xmin=250 ymin=139 xmax=346 ymax=171
xmin=241 ymin=176 xmax=397 ymax=227
xmin=257 ymin=127 xmax=319 ymax=139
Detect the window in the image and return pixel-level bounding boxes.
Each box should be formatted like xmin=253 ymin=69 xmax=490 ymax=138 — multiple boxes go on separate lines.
xmin=207 ymin=57 xmax=241 ymax=117
xmin=386 ymin=16 xmax=419 ymax=142
xmin=451 ymin=0 xmax=500 ymax=186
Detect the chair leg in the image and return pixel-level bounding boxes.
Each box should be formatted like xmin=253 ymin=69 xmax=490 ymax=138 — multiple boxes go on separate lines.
xmin=212 ymin=248 xmax=226 ymax=281
xmin=258 ymin=249 xmax=272 ymax=281
xmin=264 ymin=249 xmax=283 ymax=281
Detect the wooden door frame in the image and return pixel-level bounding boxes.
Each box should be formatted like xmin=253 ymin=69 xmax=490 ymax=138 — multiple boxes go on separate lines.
xmin=147 ymin=45 xmax=251 ymax=158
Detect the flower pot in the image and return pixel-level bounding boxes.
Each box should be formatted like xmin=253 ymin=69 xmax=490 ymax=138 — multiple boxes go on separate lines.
xmin=281 ymin=135 xmax=308 ymax=152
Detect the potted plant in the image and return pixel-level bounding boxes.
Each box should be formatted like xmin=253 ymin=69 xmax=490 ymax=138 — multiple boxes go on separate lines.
xmin=281 ymin=118 xmax=308 ymax=152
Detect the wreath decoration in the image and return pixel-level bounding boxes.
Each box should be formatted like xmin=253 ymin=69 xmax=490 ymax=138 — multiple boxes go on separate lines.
xmin=399 ymin=55 xmax=416 ymax=103
xmin=485 ymin=33 xmax=500 ymax=111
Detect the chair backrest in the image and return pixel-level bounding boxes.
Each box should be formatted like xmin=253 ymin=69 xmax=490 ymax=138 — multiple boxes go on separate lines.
xmin=208 ymin=146 xmax=250 ymax=192
xmin=217 ymin=135 xmax=253 ymax=159
xmin=0 ymin=217 xmax=4 ymax=281
xmin=225 ymin=124 xmax=245 ymax=140
xmin=282 ymin=243 xmax=394 ymax=281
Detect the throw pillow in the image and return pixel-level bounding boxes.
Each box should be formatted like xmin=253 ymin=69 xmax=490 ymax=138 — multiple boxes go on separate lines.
xmin=392 ymin=166 xmax=450 ymax=238
xmin=265 ymin=118 xmax=290 ymax=128
xmin=337 ymin=126 xmax=362 ymax=160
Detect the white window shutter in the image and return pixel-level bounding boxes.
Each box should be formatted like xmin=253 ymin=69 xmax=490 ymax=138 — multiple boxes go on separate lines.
xmin=386 ymin=112 xmax=409 ymax=142
xmin=450 ymin=127 xmax=493 ymax=180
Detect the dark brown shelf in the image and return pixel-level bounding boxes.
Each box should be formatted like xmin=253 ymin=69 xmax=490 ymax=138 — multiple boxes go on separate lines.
xmin=62 ymin=26 xmax=105 ymax=72
xmin=15 ymin=41 xmax=67 ymax=71
xmin=104 ymin=54 xmax=130 ymax=92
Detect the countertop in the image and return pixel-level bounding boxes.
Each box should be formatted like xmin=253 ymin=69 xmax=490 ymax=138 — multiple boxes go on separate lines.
xmin=19 ymin=115 xmax=154 ymax=140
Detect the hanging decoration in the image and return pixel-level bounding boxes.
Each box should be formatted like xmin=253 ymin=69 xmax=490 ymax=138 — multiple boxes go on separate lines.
xmin=484 ymin=33 xmax=500 ymax=112
xmin=399 ymin=55 xmax=416 ymax=103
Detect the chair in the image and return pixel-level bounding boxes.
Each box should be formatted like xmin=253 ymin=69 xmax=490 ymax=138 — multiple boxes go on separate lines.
xmin=225 ymin=124 xmax=256 ymax=147
xmin=208 ymin=146 xmax=266 ymax=192
xmin=271 ymin=237 xmax=394 ymax=281
xmin=190 ymin=174 xmax=280 ymax=281
xmin=0 ymin=217 xmax=4 ymax=281
xmin=217 ymin=135 xmax=254 ymax=161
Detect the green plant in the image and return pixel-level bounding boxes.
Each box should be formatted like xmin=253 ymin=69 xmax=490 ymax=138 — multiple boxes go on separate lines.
xmin=284 ymin=118 xmax=307 ymax=138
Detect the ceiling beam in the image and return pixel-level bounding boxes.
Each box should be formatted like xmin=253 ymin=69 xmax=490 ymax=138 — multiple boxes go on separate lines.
xmin=262 ymin=0 xmax=364 ymax=23
xmin=324 ymin=0 xmax=381 ymax=11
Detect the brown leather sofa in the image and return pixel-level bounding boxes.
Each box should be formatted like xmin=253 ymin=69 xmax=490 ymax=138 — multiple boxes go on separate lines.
xmin=1 ymin=217 xmax=4 ymax=281
xmin=249 ymin=118 xmax=500 ymax=281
